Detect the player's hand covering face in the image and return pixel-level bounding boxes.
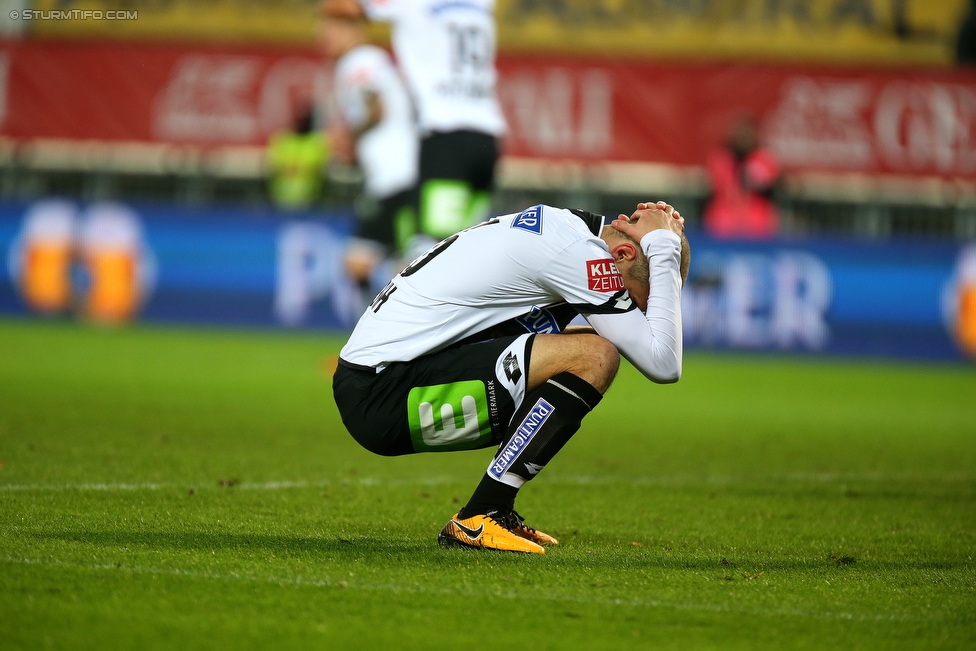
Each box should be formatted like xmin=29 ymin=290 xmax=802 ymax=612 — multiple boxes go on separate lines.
xmin=610 ymin=201 xmax=684 ymax=241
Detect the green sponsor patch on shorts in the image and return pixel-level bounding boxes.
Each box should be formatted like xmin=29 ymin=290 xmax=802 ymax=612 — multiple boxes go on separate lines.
xmin=407 ymin=380 xmax=492 ymax=452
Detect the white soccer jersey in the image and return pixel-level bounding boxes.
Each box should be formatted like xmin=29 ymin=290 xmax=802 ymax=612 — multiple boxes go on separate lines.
xmin=335 ymin=44 xmax=419 ymax=198
xmin=340 ymin=205 xmax=684 ymax=383
xmin=360 ymin=0 xmax=506 ymax=137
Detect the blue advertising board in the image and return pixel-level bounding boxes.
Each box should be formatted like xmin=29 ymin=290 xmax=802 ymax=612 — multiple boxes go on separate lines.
xmin=0 ymin=199 xmax=973 ymax=361
xmin=0 ymin=199 xmax=358 ymax=330
xmin=681 ymin=235 xmax=971 ymax=361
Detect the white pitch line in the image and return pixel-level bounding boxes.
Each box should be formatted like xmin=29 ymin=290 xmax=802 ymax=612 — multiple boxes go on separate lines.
xmin=1 ymin=472 xmax=970 ymax=493
xmin=0 ymin=482 xmax=171 ymax=492
xmin=0 ymin=476 xmax=459 ymax=493
xmin=2 ymin=555 xmax=935 ymax=624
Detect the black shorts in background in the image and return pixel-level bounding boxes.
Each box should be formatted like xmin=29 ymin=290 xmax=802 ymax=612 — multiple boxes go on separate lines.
xmin=355 ymin=186 xmax=418 ymax=253
xmin=419 ymin=130 xmax=499 ymax=191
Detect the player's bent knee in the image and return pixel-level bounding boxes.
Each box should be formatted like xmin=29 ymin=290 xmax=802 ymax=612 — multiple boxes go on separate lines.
xmin=528 ymin=333 xmax=619 ymax=393
xmin=582 ymin=335 xmax=620 ymax=385
xmin=553 ymin=334 xmax=618 ymax=393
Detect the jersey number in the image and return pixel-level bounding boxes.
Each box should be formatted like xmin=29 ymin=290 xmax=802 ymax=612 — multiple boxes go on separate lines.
xmin=448 ymin=24 xmax=491 ymax=73
xmin=400 ymin=234 xmax=459 ymax=278
xmin=400 ymin=218 xmax=500 ymax=278
xmin=370 ymin=281 xmax=397 ymax=313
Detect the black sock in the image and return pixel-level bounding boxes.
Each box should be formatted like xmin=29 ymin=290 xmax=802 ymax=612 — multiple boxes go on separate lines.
xmin=457 ymin=372 xmax=602 ymax=519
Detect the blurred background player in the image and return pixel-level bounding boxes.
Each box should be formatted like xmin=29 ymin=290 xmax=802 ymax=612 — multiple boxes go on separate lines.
xmin=321 ymin=0 xmax=420 ymax=299
xmin=703 ymin=114 xmax=781 ymax=240
xmin=265 ymin=105 xmax=330 ymax=211
xmin=359 ymin=0 xmax=506 ymax=247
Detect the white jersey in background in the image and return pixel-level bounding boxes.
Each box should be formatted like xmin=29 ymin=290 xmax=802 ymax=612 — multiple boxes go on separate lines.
xmin=340 ymin=205 xmax=683 ymax=382
xmin=334 ymin=44 xmax=419 ymax=198
xmin=360 ymin=0 xmax=506 ymax=137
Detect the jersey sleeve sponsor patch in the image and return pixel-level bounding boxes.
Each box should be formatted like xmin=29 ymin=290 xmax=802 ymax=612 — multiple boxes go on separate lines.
xmin=511 ymin=205 xmax=543 ymax=235
xmin=586 ymin=259 xmax=625 ymax=292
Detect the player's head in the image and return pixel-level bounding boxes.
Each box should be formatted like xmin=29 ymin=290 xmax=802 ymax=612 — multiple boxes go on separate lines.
xmin=601 ymin=214 xmax=690 ymax=311
xmin=318 ymin=0 xmax=367 ymax=59
xmin=600 ymin=225 xmax=651 ymax=311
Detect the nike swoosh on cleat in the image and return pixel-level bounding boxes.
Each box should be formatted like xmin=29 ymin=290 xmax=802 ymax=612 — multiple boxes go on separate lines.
xmin=452 ymin=520 xmax=484 ymax=540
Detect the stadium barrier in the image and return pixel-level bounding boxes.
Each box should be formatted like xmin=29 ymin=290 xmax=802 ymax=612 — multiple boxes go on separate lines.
xmin=1 ymin=200 xmax=972 ymax=361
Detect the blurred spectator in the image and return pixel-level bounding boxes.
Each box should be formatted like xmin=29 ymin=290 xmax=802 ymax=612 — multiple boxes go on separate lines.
xmin=320 ymin=0 xmax=420 ymax=299
xmin=957 ymin=0 xmax=976 ymax=65
xmin=703 ymin=115 xmax=781 ymax=240
xmin=359 ymin=0 xmax=506 ymax=245
xmin=265 ymin=106 xmax=330 ymax=210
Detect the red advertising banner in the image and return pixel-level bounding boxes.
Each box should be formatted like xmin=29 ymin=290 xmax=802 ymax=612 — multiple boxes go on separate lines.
xmin=498 ymin=56 xmax=976 ymax=179
xmin=2 ymin=40 xmax=976 ymax=179
xmin=0 ymin=41 xmax=327 ymax=146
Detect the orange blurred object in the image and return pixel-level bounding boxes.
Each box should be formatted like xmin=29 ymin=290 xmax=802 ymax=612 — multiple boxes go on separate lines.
xmin=22 ymin=242 xmax=73 ymax=313
xmin=322 ymin=355 xmax=340 ymax=377
xmin=84 ymin=250 xmax=139 ymax=323
xmin=77 ymin=204 xmax=147 ymax=325
xmin=18 ymin=201 xmax=76 ymax=314
xmin=957 ymin=286 xmax=976 ymax=357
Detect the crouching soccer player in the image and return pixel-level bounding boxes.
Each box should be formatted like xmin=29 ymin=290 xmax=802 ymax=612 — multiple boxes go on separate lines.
xmin=333 ymin=201 xmax=689 ymax=554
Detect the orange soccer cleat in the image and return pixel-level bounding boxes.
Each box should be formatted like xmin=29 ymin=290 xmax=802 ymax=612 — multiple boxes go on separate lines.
xmin=438 ymin=512 xmax=545 ymax=554
xmin=493 ymin=509 xmax=560 ymax=547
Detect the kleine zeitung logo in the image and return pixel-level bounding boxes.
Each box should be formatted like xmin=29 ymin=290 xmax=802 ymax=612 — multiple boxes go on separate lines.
xmin=586 ymin=258 xmax=625 ymax=292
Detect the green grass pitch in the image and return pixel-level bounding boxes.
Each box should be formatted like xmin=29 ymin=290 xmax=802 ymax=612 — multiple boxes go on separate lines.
xmin=1 ymin=319 xmax=974 ymax=650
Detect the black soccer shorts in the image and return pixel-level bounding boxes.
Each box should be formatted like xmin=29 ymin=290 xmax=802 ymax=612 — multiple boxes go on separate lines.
xmin=333 ymin=333 xmax=534 ymax=457
xmin=417 ymin=130 xmax=500 ymax=239
xmin=355 ymin=186 xmax=418 ymax=255
xmin=419 ymin=130 xmax=499 ymax=191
